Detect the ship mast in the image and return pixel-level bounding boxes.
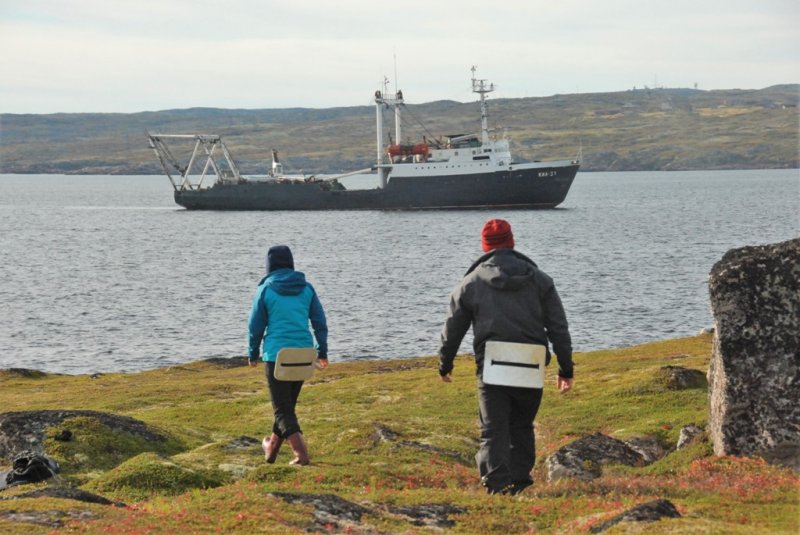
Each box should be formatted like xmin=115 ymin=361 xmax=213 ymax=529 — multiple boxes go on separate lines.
xmin=393 ymin=90 xmax=403 ymax=146
xmin=374 ymin=77 xmax=404 ymax=189
xmin=374 ymin=88 xmax=386 ymax=187
xmin=471 ymin=66 xmax=495 ymax=145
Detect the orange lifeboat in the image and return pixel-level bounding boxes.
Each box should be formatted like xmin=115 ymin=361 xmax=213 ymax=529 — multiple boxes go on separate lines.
xmin=387 ymin=143 xmax=430 ymax=158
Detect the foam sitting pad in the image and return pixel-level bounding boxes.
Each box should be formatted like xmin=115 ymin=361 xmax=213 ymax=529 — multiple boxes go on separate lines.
xmin=274 ymin=348 xmax=317 ymax=381
xmin=482 ymin=341 xmax=546 ymax=388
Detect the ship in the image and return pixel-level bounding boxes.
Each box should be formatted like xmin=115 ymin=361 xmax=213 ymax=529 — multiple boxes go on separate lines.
xmin=147 ymin=68 xmax=579 ymax=210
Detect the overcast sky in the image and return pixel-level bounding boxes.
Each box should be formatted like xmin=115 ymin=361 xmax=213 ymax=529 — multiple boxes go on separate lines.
xmin=1 ymin=0 xmax=798 ymax=114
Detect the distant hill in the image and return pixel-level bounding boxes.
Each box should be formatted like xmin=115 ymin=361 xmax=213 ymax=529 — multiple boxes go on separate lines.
xmin=0 ymin=85 xmax=797 ymax=174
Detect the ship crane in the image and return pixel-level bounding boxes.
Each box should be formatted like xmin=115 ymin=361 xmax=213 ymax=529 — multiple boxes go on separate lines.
xmin=147 ymin=133 xmax=243 ymax=191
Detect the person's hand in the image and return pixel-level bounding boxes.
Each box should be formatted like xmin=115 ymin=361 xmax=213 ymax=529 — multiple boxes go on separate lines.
xmin=440 ymin=373 xmax=452 ymax=383
xmin=248 ymin=359 xmax=259 ymax=368
xmin=557 ymin=376 xmax=573 ymax=393
xmin=316 ymin=358 xmax=329 ymax=369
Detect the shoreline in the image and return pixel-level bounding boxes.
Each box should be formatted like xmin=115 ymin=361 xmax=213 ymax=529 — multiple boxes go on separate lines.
xmin=0 ymin=332 xmax=716 ymax=378
xmin=1 ymin=166 xmax=798 ymax=177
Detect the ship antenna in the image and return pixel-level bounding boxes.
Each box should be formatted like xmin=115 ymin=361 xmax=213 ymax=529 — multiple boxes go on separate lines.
xmin=471 ymin=66 xmax=495 ymax=145
xmin=393 ymin=50 xmax=398 ymax=95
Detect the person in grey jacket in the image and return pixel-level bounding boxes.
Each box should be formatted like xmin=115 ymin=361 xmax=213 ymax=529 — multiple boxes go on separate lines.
xmin=438 ymin=218 xmax=574 ymax=495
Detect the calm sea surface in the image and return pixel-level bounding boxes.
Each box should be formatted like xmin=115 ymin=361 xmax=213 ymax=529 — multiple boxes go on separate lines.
xmin=1 ymin=170 xmax=797 ymax=374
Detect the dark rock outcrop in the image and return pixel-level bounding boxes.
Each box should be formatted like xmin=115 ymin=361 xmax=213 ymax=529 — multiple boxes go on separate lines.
xmin=707 ymin=238 xmax=800 ymax=471
xmin=0 ymin=509 xmax=95 ymax=528
xmin=270 ymin=492 xmax=466 ymax=531
xmin=0 ymin=368 xmax=50 ymax=379
xmin=225 ymin=436 xmax=261 ymax=450
xmin=658 ymin=365 xmax=708 ymax=390
xmin=372 ymin=423 xmax=472 ymax=464
xmin=677 ymin=424 xmax=705 ymax=449
xmin=590 ymin=499 xmax=681 ymax=533
xmin=0 ymin=410 xmax=165 ymax=462
xmin=386 ymin=503 xmax=466 ymax=528
xmin=545 ymin=433 xmax=646 ymax=481
xmin=5 ymin=487 xmax=125 ymax=507
xmin=271 ymin=492 xmax=369 ymax=531
xmin=624 ymin=436 xmax=666 ymax=463
xmin=201 ymin=356 xmax=249 ymax=369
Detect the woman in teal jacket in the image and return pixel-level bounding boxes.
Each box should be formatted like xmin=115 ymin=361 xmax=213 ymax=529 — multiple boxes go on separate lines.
xmin=248 ymin=245 xmax=328 ymax=465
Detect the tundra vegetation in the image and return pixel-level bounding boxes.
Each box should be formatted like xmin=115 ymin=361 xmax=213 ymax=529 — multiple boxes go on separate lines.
xmin=0 ymin=333 xmax=797 ymax=533
xmin=1 ymin=85 xmax=797 ymax=175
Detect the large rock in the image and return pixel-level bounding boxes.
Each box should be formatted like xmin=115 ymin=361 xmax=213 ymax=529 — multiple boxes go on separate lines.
xmin=10 ymin=487 xmax=125 ymax=507
xmin=545 ymin=433 xmax=645 ymax=481
xmin=0 ymin=410 xmax=165 ymax=462
xmin=271 ymin=492 xmax=370 ymax=532
xmin=707 ymin=238 xmax=800 ymax=470
xmin=590 ymin=499 xmax=681 ymax=533
xmin=658 ymin=365 xmax=707 ymax=390
xmin=677 ymin=424 xmax=705 ymax=449
xmin=624 ymin=435 xmax=666 ymax=464
xmin=675 ymin=424 xmax=705 ymax=450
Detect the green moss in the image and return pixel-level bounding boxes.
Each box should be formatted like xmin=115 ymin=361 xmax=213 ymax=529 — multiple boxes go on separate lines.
xmin=244 ymin=464 xmax=300 ymax=484
xmin=642 ymin=439 xmax=715 ymax=476
xmin=41 ymin=416 xmax=182 ymax=483
xmin=83 ymin=452 xmax=230 ymax=502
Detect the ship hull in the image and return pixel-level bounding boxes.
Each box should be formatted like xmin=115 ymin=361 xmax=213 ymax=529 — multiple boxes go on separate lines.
xmin=174 ymin=162 xmax=579 ymax=210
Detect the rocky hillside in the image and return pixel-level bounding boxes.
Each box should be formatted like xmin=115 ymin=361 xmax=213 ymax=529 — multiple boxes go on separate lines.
xmin=1 ymin=85 xmax=797 ymax=174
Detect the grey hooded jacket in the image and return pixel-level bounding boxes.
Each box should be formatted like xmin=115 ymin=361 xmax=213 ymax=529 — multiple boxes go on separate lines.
xmin=438 ymin=249 xmax=573 ymax=379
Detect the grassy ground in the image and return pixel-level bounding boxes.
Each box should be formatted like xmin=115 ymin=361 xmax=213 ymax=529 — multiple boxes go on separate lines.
xmin=0 ymin=333 xmax=797 ymax=533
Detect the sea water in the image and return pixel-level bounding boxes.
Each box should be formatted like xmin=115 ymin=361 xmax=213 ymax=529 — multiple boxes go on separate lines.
xmin=0 ymin=169 xmax=797 ymax=374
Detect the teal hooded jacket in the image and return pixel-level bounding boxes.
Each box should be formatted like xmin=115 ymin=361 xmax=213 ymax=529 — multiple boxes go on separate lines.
xmin=248 ymin=268 xmax=328 ymax=363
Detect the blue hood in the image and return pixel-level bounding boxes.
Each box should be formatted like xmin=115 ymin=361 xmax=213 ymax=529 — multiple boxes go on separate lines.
xmin=261 ymin=268 xmax=307 ymax=296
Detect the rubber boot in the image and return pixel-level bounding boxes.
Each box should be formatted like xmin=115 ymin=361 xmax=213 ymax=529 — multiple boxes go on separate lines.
xmin=286 ymin=432 xmax=310 ymax=465
xmin=262 ymin=434 xmax=283 ymax=464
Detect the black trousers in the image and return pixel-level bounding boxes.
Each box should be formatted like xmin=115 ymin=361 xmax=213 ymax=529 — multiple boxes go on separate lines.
xmin=476 ymin=380 xmax=543 ymax=490
xmin=266 ymin=362 xmax=304 ymax=438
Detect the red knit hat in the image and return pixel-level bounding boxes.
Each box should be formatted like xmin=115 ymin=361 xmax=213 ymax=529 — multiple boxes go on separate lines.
xmin=481 ymin=219 xmax=515 ymax=252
